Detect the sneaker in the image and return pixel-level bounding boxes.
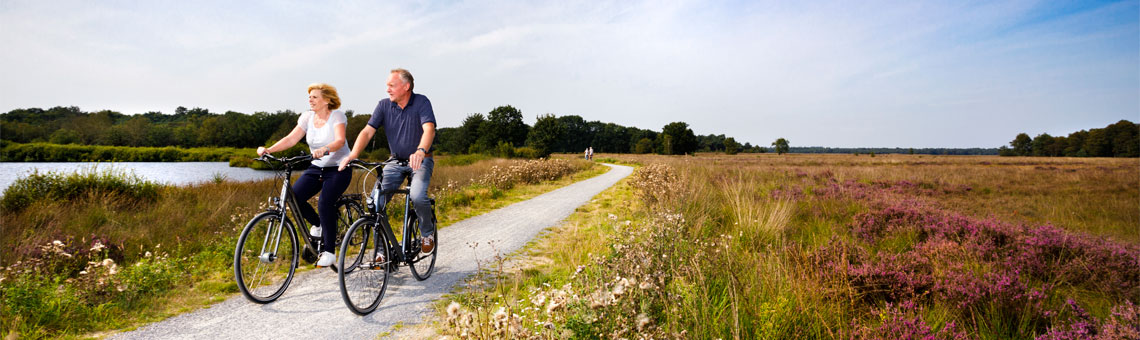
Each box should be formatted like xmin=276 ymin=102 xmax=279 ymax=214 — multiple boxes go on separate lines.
xmin=316 ymin=251 xmax=335 ymax=267
xmin=420 ymin=236 xmax=435 ymax=254
xmin=309 ymin=225 xmax=321 ymax=238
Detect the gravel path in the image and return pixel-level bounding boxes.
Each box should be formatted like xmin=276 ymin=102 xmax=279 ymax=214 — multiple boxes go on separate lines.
xmin=110 ymin=163 xmax=633 ymax=340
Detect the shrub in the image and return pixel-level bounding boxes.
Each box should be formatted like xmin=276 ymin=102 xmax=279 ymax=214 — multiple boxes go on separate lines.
xmin=1 ymin=167 xmax=161 ymax=211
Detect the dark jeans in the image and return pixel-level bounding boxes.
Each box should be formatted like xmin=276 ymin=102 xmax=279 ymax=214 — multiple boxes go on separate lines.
xmin=293 ymin=165 xmax=352 ymax=253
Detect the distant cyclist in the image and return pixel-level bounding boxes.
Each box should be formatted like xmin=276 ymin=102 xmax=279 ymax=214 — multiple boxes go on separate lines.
xmin=258 ymin=83 xmax=351 ymax=268
xmin=339 ymin=68 xmax=436 ymax=254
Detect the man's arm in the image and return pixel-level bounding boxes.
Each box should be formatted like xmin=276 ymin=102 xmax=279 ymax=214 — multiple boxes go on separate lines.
xmin=338 ymin=125 xmax=377 ymax=171
xmin=409 ymin=122 xmax=436 ymax=171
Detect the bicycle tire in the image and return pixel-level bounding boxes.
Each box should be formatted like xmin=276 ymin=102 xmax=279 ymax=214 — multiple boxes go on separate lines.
xmin=408 ymin=209 xmax=437 ymax=281
xmin=332 ymin=199 xmax=366 ymax=271
xmin=338 ymin=218 xmax=390 ymax=315
xmin=234 ymin=211 xmax=299 ymax=304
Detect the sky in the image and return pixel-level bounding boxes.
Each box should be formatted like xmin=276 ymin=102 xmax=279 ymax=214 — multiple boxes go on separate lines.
xmin=0 ymin=0 xmax=1137 ymax=148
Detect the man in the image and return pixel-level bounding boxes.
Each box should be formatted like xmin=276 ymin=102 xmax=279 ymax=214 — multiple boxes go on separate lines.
xmin=340 ymin=68 xmax=436 ymax=254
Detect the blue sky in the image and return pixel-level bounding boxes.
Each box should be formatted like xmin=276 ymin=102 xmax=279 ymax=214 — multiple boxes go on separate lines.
xmin=1 ymin=0 xmax=1136 ymax=148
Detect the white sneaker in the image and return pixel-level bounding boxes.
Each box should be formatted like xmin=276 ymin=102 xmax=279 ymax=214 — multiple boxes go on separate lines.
xmin=316 ymin=251 xmax=335 ymax=267
xmin=309 ymin=225 xmax=321 ymax=238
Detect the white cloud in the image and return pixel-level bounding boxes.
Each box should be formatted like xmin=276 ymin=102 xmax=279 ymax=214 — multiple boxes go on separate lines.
xmin=1 ymin=0 xmax=1135 ymax=147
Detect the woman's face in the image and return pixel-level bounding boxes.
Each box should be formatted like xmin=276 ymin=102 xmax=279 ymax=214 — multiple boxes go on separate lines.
xmin=309 ymin=89 xmax=329 ymax=111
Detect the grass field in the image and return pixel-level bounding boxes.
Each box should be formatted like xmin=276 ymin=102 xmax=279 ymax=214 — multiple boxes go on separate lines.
xmin=439 ymin=153 xmax=1139 ymax=339
xmin=0 ymin=156 xmax=597 ymax=339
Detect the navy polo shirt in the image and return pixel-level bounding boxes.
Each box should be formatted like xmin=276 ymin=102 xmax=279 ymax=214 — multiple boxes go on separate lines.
xmin=367 ymin=93 xmax=436 ymax=160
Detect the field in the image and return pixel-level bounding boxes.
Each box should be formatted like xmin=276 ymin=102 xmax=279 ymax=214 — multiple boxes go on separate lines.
xmin=0 ymin=156 xmax=599 ymax=339
xmin=440 ymin=153 xmax=1139 ymax=339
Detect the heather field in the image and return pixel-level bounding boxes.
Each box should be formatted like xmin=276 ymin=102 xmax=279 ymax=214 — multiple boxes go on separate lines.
xmin=440 ymin=154 xmax=1138 ymax=339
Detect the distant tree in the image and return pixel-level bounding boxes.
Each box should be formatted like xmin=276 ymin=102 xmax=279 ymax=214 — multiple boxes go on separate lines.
xmin=48 ymin=129 xmax=81 ymax=144
xmin=634 ymin=138 xmax=654 ymax=154
xmin=724 ymin=137 xmax=740 ymax=155
xmin=772 ymin=138 xmax=790 ymax=155
xmin=456 ymin=113 xmax=486 ymax=153
xmin=1011 ymin=133 xmax=1032 ymax=156
xmin=1084 ymin=129 xmax=1111 ymax=157
xmin=661 ymin=122 xmax=697 ymax=155
xmin=1030 ymin=133 xmax=1054 ymax=157
xmin=479 ymin=105 xmax=529 ymax=148
xmin=662 ymin=135 xmax=674 ymax=155
xmin=526 ymin=114 xmax=563 ymax=157
xmin=998 ymin=146 xmax=1015 ymax=157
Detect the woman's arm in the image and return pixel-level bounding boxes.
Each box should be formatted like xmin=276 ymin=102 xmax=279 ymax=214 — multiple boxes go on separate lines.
xmin=314 ymin=123 xmax=347 ymax=158
xmin=257 ymin=125 xmax=306 ymax=156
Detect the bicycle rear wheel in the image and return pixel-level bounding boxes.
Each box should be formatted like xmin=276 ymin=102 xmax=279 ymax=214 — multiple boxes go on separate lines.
xmin=234 ymin=211 xmax=299 ymax=303
xmin=338 ymin=218 xmax=390 ymax=315
xmin=408 ymin=209 xmax=437 ymax=281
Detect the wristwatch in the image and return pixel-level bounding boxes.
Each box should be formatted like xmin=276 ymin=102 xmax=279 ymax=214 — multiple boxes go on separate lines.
xmin=417 ymin=147 xmax=428 ymax=155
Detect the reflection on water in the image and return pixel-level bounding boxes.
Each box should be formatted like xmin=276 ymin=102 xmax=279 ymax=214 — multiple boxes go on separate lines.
xmin=0 ymin=162 xmax=277 ymax=193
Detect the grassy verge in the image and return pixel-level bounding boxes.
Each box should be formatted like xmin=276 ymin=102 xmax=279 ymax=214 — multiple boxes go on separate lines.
xmin=434 ymin=154 xmax=1140 ymax=339
xmin=0 ymin=158 xmax=599 ymax=339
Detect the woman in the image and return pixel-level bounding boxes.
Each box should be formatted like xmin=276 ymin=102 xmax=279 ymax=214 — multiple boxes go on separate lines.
xmin=257 ymin=83 xmax=352 ymax=267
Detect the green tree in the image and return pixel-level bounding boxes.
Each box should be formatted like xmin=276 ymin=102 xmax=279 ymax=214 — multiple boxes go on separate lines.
xmin=1030 ymin=133 xmax=1054 ymax=157
xmin=634 ymin=138 xmax=655 ymax=154
xmin=724 ymin=137 xmax=740 ymax=155
xmin=1011 ymin=133 xmax=1032 ymax=156
xmin=772 ymin=138 xmax=790 ymax=155
xmin=661 ymin=122 xmax=697 ymax=155
xmin=526 ymin=114 xmax=563 ymax=158
xmin=479 ymin=105 xmax=529 ymax=148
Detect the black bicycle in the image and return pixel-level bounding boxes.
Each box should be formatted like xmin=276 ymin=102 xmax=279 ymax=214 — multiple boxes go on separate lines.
xmin=337 ymin=158 xmax=438 ymax=315
xmin=233 ymin=154 xmax=366 ymax=304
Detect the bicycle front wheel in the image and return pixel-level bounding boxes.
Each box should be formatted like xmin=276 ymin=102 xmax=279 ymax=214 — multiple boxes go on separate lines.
xmin=234 ymin=211 xmax=299 ymax=303
xmin=338 ymin=218 xmax=390 ymax=315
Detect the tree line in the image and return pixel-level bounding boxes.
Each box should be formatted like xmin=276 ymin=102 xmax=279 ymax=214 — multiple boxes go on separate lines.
xmin=0 ymin=105 xmax=765 ymax=158
xmin=998 ymin=120 xmax=1138 ymax=157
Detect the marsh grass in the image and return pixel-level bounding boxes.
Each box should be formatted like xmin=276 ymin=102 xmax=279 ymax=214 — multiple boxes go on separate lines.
xmin=437 ymin=154 xmax=1139 ymax=339
xmin=0 ymin=157 xmax=597 ymax=339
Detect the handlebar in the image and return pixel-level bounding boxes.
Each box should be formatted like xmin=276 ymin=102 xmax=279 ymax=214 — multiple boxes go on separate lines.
xmin=254 ymin=154 xmax=313 ymax=166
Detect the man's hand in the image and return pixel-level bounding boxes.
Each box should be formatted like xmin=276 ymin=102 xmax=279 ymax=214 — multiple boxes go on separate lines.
xmin=409 ymin=149 xmax=424 ymax=171
xmin=257 ymin=146 xmax=269 ymax=156
xmin=338 ymin=153 xmax=357 ymax=171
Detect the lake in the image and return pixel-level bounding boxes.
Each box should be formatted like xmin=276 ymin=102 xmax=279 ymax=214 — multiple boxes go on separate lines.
xmin=0 ymin=162 xmax=277 ymax=193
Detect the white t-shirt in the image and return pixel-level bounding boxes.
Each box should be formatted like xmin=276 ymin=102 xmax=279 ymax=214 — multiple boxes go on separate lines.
xmin=298 ymin=110 xmax=351 ymax=167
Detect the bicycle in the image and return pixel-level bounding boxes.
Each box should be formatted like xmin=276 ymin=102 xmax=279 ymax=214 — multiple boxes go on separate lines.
xmin=337 ymin=158 xmax=438 ymax=315
xmin=233 ymin=154 xmax=366 ymax=304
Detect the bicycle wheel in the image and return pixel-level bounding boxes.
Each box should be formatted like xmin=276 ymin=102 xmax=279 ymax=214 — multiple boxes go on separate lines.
xmin=333 ymin=198 xmax=366 ymax=270
xmin=408 ymin=209 xmax=437 ymax=281
xmin=234 ymin=211 xmax=299 ymax=303
xmin=338 ymin=218 xmax=390 ymax=315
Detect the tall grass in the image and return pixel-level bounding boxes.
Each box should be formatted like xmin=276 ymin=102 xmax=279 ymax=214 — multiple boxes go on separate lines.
xmin=437 ymin=154 xmax=1139 ymax=339
xmin=0 ymin=157 xmax=596 ymax=339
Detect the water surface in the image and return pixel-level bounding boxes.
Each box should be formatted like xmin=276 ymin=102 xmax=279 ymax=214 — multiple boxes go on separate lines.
xmin=0 ymin=162 xmax=276 ymax=193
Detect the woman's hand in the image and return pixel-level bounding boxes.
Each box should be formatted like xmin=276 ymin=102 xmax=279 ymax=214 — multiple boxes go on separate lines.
xmin=313 ymin=146 xmax=327 ymax=159
xmin=257 ymin=146 xmax=269 ymax=156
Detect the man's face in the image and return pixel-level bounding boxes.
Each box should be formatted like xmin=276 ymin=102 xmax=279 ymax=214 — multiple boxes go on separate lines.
xmin=387 ymin=73 xmax=409 ymax=103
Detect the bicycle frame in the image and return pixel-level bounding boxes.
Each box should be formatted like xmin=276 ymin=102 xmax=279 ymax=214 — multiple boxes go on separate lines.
xmin=259 ymin=155 xmax=322 ymax=262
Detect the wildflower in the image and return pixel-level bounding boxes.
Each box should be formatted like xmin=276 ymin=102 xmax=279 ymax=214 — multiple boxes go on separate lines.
xmin=145 ymin=251 xmax=152 ymax=257
xmin=90 ymin=242 xmax=106 ymax=252
xmin=446 ymin=301 xmax=461 ymax=318
xmin=53 ymin=240 xmax=64 ymax=247
xmin=636 ymin=313 xmax=652 ymax=331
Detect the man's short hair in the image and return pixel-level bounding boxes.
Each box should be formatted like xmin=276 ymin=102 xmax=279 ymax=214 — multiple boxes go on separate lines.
xmin=392 ymin=68 xmax=414 ymax=92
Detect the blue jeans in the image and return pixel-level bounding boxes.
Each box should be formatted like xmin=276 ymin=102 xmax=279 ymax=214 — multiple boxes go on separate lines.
xmin=293 ymin=165 xmax=352 ymax=253
xmin=379 ymin=157 xmax=434 ymax=239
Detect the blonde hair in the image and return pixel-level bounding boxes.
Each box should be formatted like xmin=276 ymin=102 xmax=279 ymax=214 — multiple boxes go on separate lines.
xmin=391 ymin=68 xmax=414 ymax=92
xmin=306 ymin=83 xmax=341 ymax=110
